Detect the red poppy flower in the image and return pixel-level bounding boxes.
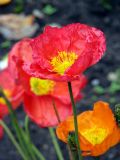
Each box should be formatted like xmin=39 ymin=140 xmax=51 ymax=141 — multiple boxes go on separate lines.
xmin=8 ymin=39 xmax=87 ymax=127
xmin=22 ymin=23 xmax=106 ymax=81
xmin=18 ymin=64 xmax=87 ymax=127
xmin=19 ymin=68 xmax=87 ymax=127
xmin=22 ymin=72 xmax=87 ymax=127
xmin=56 ymin=101 xmax=120 ymax=156
xmin=0 ymin=68 xmax=23 ymax=118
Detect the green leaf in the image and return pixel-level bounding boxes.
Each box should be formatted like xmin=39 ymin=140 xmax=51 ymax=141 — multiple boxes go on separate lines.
xmin=108 ymin=82 xmax=120 ymax=94
xmin=1 ymin=41 xmax=11 ymax=49
xmin=42 ymin=5 xmax=57 ymax=15
xmin=94 ymin=86 xmax=105 ymax=94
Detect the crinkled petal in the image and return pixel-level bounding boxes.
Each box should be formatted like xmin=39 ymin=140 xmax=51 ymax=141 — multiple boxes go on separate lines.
xmin=29 ymin=23 xmax=106 ymax=81
xmin=24 ymin=93 xmax=72 ymax=127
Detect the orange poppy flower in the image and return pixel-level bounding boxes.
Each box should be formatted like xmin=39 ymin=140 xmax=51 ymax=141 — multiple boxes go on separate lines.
xmin=0 ymin=68 xmax=24 ymax=118
xmin=23 ymin=23 xmax=106 ymax=81
xmin=56 ymin=101 xmax=120 ymax=156
xmin=8 ymin=39 xmax=87 ymax=127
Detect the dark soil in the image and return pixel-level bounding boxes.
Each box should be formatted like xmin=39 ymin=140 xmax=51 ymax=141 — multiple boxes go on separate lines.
xmin=0 ymin=0 xmax=120 ymax=160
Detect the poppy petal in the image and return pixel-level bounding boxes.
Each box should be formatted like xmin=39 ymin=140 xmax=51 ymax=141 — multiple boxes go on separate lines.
xmin=0 ymin=68 xmax=23 ymax=117
xmin=24 ymin=93 xmax=72 ymax=127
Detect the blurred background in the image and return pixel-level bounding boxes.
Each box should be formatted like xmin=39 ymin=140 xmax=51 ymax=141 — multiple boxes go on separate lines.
xmin=0 ymin=0 xmax=120 ymax=159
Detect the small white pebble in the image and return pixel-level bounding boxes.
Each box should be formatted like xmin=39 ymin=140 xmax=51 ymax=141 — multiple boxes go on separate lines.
xmin=91 ymin=79 xmax=100 ymax=86
xmin=107 ymin=72 xmax=117 ymax=81
xmin=33 ymin=9 xmax=44 ymax=19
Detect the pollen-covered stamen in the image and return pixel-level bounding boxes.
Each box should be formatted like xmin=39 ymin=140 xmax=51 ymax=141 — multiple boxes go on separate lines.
xmin=30 ymin=77 xmax=55 ymax=96
xmin=81 ymin=126 xmax=108 ymax=145
xmin=0 ymin=89 xmax=11 ymax=105
xmin=50 ymin=51 xmax=78 ymax=75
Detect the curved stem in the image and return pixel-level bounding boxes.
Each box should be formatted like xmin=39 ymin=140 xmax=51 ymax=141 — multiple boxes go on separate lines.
xmin=21 ymin=129 xmax=37 ymax=160
xmin=0 ymin=88 xmax=44 ymax=160
xmin=67 ymin=82 xmax=83 ymax=160
xmin=0 ymin=120 xmax=27 ymax=160
xmin=52 ymin=100 xmax=61 ymax=123
xmin=49 ymin=127 xmax=64 ymax=160
xmin=0 ymin=88 xmax=32 ymax=159
xmin=32 ymin=145 xmax=46 ymax=160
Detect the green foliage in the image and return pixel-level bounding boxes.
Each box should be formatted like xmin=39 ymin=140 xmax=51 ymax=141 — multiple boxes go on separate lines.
xmin=68 ymin=132 xmax=78 ymax=160
xmin=115 ymin=104 xmax=120 ymax=127
xmin=91 ymin=96 xmax=98 ymax=101
xmin=68 ymin=132 xmax=76 ymax=151
xmin=108 ymin=82 xmax=120 ymax=94
xmin=109 ymin=97 xmax=116 ymax=104
xmin=1 ymin=41 xmax=11 ymax=49
xmin=14 ymin=0 xmax=24 ymax=13
xmin=107 ymin=68 xmax=120 ymax=94
xmin=100 ymin=0 xmax=112 ymax=10
xmin=93 ymin=86 xmax=105 ymax=94
xmin=42 ymin=5 xmax=57 ymax=15
xmin=93 ymin=68 xmax=120 ymax=96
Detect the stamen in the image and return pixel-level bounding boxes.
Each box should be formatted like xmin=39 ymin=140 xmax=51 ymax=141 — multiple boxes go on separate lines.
xmin=81 ymin=126 xmax=108 ymax=145
xmin=30 ymin=77 xmax=55 ymax=96
xmin=50 ymin=51 xmax=78 ymax=75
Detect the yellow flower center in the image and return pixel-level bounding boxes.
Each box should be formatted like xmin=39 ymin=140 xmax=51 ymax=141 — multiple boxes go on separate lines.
xmin=30 ymin=77 xmax=55 ymax=96
xmin=81 ymin=126 xmax=108 ymax=145
xmin=0 ymin=89 xmax=11 ymax=105
xmin=50 ymin=51 xmax=78 ymax=75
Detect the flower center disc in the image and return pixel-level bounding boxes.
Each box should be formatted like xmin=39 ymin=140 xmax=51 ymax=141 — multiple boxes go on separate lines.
xmin=30 ymin=77 xmax=55 ymax=96
xmin=0 ymin=89 xmax=11 ymax=105
xmin=50 ymin=51 xmax=78 ymax=75
xmin=81 ymin=126 xmax=108 ymax=145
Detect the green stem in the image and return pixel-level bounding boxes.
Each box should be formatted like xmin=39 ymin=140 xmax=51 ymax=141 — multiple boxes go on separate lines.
xmin=49 ymin=128 xmax=64 ymax=160
xmin=0 ymin=88 xmax=35 ymax=160
xmin=23 ymin=117 xmax=37 ymax=160
xmin=0 ymin=120 xmax=27 ymax=160
xmin=0 ymin=88 xmax=44 ymax=160
xmin=32 ymin=145 xmax=46 ymax=160
xmin=67 ymin=82 xmax=83 ymax=160
xmin=52 ymin=99 xmax=73 ymax=160
xmin=24 ymin=116 xmax=46 ymax=160
xmin=21 ymin=129 xmax=37 ymax=160
xmin=25 ymin=116 xmax=31 ymax=141
xmin=0 ymin=88 xmax=31 ymax=159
